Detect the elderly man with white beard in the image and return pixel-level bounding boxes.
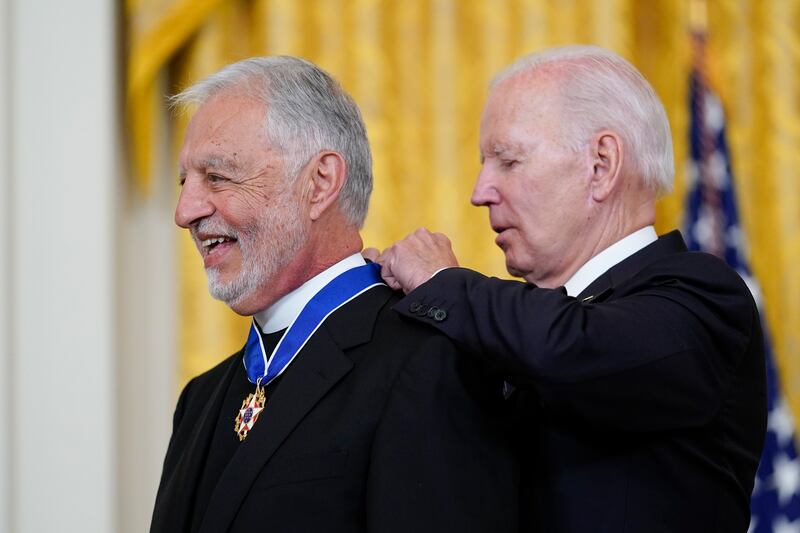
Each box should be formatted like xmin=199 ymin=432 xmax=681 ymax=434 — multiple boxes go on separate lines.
xmin=149 ymin=57 xmax=518 ymax=533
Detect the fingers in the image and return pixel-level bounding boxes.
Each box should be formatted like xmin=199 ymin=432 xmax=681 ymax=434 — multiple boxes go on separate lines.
xmin=362 ymin=247 xmax=380 ymax=262
xmin=384 ymin=276 xmax=403 ymax=292
xmin=363 ymin=245 xmax=401 ymax=289
xmin=364 ymin=228 xmax=458 ymax=293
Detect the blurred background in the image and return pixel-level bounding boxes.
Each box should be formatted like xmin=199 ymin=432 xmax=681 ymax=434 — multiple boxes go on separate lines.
xmin=1 ymin=0 xmax=799 ymax=531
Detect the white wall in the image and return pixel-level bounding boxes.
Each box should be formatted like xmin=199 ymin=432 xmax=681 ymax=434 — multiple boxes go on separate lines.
xmin=1 ymin=1 xmax=176 ymax=532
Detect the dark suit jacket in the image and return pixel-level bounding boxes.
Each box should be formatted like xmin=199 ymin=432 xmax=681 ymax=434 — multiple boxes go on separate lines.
xmin=396 ymin=231 xmax=767 ymax=532
xmin=151 ymin=285 xmax=519 ymax=533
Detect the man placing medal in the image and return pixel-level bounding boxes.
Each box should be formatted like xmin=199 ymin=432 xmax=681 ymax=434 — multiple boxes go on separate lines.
xmin=150 ymin=57 xmax=518 ymax=533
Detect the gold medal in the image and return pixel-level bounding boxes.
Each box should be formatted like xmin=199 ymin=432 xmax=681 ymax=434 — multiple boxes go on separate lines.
xmin=234 ymin=380 xmax=266 ymax=441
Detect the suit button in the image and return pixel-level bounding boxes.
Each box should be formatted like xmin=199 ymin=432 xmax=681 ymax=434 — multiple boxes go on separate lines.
xmin=426 ymin=306 xmax=439 ymax=318
xmin=409 ymin=301 xmax=422 ymax=313
xmin=416 ymin=304 xmax=430 ymax=316
xmin=433 ymin=309 xmax=447 ymax=322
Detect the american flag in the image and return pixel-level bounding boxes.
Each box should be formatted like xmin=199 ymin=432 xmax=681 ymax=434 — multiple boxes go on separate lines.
xmin=684 ymin=59 xmax=800 ymax=533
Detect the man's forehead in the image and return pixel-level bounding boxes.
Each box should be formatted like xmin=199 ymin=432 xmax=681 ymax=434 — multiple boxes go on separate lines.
xmin=480 ymin=140 xmax=528 ymax=155
xmin=489 ymin=74 xmax=558 ymax=111
xmin=186 ymin=90 xmax=266 ymax=134
xmin=482 ymin=74 xmax=562 ymax=135
xmin=501 ymin=63 xmax=564 ymax=90
xmin=178 ymin=90 xmax=272 ymax=175
xmin=200 ymin=86 xmax=262 ymax=111
xmin=480 ymin=105 xmax=550 ymax=158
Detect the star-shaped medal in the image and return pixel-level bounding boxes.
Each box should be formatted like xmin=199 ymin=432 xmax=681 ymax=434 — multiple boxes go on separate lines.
xmin=234 ymin=384 xmax=266 ymax=441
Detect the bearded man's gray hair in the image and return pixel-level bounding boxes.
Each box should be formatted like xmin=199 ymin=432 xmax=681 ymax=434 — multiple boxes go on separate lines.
xmin=173 ymin=56 xmax=373 ymax=228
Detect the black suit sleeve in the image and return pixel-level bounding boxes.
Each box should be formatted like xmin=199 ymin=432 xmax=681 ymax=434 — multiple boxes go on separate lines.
xmin=365 ymin=333 xmax=518 ymax=533
xmin=395 ymin=266 xmax=758 ymax=433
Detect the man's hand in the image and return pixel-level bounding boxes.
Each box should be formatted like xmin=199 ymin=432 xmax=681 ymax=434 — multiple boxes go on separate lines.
xmin=364 ymin=229 xmax=459 ymax=293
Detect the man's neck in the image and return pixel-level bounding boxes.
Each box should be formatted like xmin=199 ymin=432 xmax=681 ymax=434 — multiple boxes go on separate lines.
xmin=253 ymin=252 xmax=368 ymax=333
xmin=562 ymin=225 xmax=657 ymax=296
xmin=230 ymin=229 xmax=362 ymax=316
xmin=296 ymin=228 xmax=363 ymax=288
xmin=530 ymin=195 xmax=655 ymax=289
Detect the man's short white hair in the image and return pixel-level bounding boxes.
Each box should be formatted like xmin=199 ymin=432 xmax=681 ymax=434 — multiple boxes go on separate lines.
xmin=172 ymin=56 xmax=373 ymax=228
xmin=493 ymin=45 xmax=674 ymax=196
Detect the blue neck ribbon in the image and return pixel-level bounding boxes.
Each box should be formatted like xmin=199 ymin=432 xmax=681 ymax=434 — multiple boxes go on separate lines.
xmin=243 ymin=262 xmax=385 ymax=385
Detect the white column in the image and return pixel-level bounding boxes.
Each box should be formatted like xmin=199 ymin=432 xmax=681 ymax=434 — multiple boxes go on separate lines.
xmin=7 ymin=0 xmax=116 ymax=531
xmin=116 ymin=76 xmax=177 ymax=532
xmin=0 ymin=0 xmax=12 ymax=530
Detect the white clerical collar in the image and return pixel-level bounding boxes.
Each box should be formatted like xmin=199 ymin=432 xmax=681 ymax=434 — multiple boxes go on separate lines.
xmin=253 ymin=253 xmax=367 ymax=333
xmin=563 ymin=226 xmax=658 ymax=297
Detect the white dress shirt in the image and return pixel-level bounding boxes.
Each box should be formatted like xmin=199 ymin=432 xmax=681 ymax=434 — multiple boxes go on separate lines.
xmin=562 ymin=226 xmax=658 ymax=297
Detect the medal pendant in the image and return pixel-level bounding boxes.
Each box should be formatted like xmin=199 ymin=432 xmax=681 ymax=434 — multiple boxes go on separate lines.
xmin=234 ymin=383 xmax=266 ymax=441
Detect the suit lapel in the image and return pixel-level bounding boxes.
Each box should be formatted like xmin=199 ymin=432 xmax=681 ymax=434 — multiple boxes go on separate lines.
xmin=197 ymin=285 xmax=394 ymax=533
xmin=151 ymin=355 xmax=240 ymax=533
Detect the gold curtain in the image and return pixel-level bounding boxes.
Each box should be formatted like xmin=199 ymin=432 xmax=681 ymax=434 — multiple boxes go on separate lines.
xmin=125 ymin=0 xmax=800 ymax=417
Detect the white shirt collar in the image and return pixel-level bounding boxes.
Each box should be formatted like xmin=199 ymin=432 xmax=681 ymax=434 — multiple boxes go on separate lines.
xmin=563 ymin=226 xmax=658 ymax=297
xmin=253 ymin=253 xmax=367 ymax=333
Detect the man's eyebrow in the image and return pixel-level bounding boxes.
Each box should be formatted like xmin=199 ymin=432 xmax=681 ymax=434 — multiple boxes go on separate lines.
xmin=481 ymin=144 xmax=513 ymax=158
xmin=178 ymin=156 xmax=239 ymax=178
xmin=178 ymin=154 xmax=240 ymax=179
xmin=480 ymin=144 xmax=501 ymax=164
xmin=199 ymin=156 xmax=239 ymax=172
xmin=480 ymin=142 xmax=531 ymax=164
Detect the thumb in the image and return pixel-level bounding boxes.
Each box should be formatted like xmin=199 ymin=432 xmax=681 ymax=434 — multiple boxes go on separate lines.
xmin=362 ymin=247 xmax=380 ymax=262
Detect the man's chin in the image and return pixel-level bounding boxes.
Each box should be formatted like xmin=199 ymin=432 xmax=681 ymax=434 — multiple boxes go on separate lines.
xmin=505 ymin=261 xmax=538 ymax=283
xmin=212 ymin=287 xmax=268 ymax=316
xmin=207 ymin=272 xmax=246 ymax=306
xmin=207 ymin=269 xmax=271 ymax=315
xmin=221 ymin=298 xmax=256 ymax=316
xmin=209 ymin=284 xmax=241 ymax=306
xmin=504 ymin=258 xmax=523 ymax=278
